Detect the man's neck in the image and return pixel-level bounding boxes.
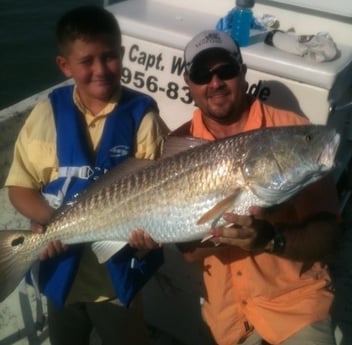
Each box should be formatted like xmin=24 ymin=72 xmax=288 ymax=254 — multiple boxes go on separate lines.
xmin=203 ymin=98 xmax=252 ymax=139
xmin=204 ymin=116 xmax=248 ymax=139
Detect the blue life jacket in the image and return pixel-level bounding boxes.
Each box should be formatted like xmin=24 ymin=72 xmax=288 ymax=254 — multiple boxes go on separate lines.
xmin=38 ymin=85 xmax=163 ymax=308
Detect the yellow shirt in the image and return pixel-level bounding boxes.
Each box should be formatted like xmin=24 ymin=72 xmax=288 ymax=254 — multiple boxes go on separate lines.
xmin=6 ymin=88 xmax=169 ymax=189
xmin=190 ymin=100 xmax=338 ymax=345
xmin=5 ymin=87 xmax=169 ymax=303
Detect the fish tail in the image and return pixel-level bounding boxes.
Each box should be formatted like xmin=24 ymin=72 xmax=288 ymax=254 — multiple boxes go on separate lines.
xmin=0 ymin=230 xmax=36 ymax=302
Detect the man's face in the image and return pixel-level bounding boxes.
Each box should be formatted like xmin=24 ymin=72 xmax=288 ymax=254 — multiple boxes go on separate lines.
xmin=56 ymin=34 xmax=123 ymax=104
xmin=184 ymin=56 xmax=247 ymax=123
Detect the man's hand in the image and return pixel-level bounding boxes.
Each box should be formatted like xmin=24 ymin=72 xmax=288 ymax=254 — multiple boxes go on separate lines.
xmin=31 ymin=222 xmax=68 ymax=260
xmin=209 ymin=207 xmax=275 ymax=251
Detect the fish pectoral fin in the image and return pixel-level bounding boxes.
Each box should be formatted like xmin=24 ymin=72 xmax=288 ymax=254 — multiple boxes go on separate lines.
xmin=200 ymin=222 xmax=236 ymax=242
xmin=196 ymin=190 xmax=241 ymax=225
xmin=91 ymin=241 xmax=128 ymax=264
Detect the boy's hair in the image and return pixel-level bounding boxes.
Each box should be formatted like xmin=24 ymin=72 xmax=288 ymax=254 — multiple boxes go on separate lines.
xmin=56 ymin=5 xmax=121 ymax=55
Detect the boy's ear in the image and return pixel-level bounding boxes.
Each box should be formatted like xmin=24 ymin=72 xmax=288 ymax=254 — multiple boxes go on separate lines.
xmin=56 ymin=56 xmax=72 ymax=78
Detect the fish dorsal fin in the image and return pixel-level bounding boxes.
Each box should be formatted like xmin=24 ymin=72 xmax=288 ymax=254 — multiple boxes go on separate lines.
xmin=91 ymin=241 xmax=127 ymax=263
xmin=101 ymin=158 xmax=155 ymax=183
xmin=196 ymin=189 xmax=241 ymax=225
xmin=162 ymin=135 xmax=209 ymax=159
xmin=64 ymin=136 xmax=209 ymax=206
xmin=75 ymin=136 xmax=208 ymax=201
xmin=75 ymin=158 xmax=156 ymax=201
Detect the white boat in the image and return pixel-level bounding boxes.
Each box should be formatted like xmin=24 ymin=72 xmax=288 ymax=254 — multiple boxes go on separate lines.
xmin=1 ymin=0 xmax=352 ymax=344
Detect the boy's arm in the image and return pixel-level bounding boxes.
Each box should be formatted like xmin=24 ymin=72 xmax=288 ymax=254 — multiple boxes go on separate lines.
xmin=5 ymin=101 xmax=66 ymax=259
xmin=8 ymin=186 xmax=54 ymax=225
xmin=5 ymin=100 xmax=57 ymax=222
xmin=134 ymin=110 xmax=169 ymax=160
xmin=8 ymin=185 xmax=67 ymax=259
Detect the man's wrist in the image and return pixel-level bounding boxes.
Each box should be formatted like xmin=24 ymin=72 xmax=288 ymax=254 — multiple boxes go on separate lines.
xmin=265 ymin=225 xmax=286 ymax=254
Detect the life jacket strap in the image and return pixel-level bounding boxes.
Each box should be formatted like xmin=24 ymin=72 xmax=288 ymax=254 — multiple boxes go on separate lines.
xmin=58 ymin=165 xmax=95 ymax=179
xmin=42 ymin=165 xmax=101 ymax=209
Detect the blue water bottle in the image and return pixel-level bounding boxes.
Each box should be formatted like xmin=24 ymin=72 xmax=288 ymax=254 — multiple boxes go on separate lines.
xmin=231 ymin=0 xmax=255 ymax=47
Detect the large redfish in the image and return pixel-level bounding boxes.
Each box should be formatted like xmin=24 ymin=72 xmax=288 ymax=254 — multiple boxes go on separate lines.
xmin=0 ymin=125 xmax=340 ymax=301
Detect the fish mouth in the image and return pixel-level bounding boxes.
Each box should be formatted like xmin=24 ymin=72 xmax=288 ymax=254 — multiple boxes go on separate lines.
xmin=318 ymin=132 xmax=340 ymax=170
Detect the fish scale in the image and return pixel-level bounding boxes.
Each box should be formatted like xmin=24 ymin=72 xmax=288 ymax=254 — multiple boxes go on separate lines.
xmin=0 ymin=125 xmax=340 ymax=301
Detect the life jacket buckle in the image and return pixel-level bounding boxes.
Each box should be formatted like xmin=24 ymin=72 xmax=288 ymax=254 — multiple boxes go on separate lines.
xmin=78 ymin=166 xmax=95 ymax=179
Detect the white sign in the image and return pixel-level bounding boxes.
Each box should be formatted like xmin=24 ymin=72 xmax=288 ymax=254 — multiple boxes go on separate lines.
xmin=121 ymin=35 xmax=195 ymax=130
xmin=121 ymin=35 xmax=330 ymax=129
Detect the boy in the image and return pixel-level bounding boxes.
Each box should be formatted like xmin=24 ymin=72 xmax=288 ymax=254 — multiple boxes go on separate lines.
xmin=5 ymin=5 xmax=169 ymax=345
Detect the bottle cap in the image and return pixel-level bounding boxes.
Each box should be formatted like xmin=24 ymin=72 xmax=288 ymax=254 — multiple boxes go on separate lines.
xmin=236 ymin=0 xmax=255 ymax=8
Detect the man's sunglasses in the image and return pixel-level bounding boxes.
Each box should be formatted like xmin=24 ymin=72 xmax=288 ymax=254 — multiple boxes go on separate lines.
xmin=189 ymin=63 xmax=241 ymax=85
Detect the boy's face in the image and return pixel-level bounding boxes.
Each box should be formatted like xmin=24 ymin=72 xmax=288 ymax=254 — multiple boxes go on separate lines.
xmin=56 ymin=34 xmax=123 ymax=104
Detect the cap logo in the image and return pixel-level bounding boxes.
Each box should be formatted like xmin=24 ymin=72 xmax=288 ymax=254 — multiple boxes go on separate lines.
xmin=185 ymin=30 xmax=242 ymax=72
xmin=195 ymin=32 xmax=223 ymax=48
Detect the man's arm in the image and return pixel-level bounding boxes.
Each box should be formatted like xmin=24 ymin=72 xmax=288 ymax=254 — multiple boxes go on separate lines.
xmin=197 ymin=176 xmax=340 ymax=262
xmin=278 ymin=212 xmax=339 ymax=262
xmin=174 ymin=213 xmax=339 ymax=264
xmin=275 ymin=175 xmax=340 ymax=262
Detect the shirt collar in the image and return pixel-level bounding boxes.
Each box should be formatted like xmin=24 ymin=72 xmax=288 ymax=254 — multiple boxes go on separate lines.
xmin=73 ymin=86 xmax=121 ymax=119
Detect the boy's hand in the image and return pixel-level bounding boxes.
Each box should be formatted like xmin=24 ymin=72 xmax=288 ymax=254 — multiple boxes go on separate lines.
xmin=31 ymin=222 xmax=68 ymax=260
xmin=128 ymin=229 xmax=161 ymax=250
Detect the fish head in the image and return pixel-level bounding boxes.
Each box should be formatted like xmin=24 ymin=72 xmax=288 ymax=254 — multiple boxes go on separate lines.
xmin=240 ymin=125 xmax=340 ymax=205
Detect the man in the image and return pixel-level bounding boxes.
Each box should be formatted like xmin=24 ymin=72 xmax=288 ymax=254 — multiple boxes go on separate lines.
xmin=129 ymin=30 xmax=340 ymax=345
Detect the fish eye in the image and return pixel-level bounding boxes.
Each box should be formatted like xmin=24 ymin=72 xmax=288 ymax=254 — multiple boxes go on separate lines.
xmin=305 ymin=134 xmax=312 ymax=142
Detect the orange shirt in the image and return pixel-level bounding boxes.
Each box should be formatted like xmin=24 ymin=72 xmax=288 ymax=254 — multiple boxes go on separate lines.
xmin=190 ymin=100 xmax=336 ymax=345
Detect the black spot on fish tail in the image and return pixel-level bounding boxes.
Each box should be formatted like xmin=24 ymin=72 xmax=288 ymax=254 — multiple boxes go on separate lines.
xmin=0 ymin=230 xmax=36 ymax=302
xmin=11 ymin=236 xmax=25 ymax=246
